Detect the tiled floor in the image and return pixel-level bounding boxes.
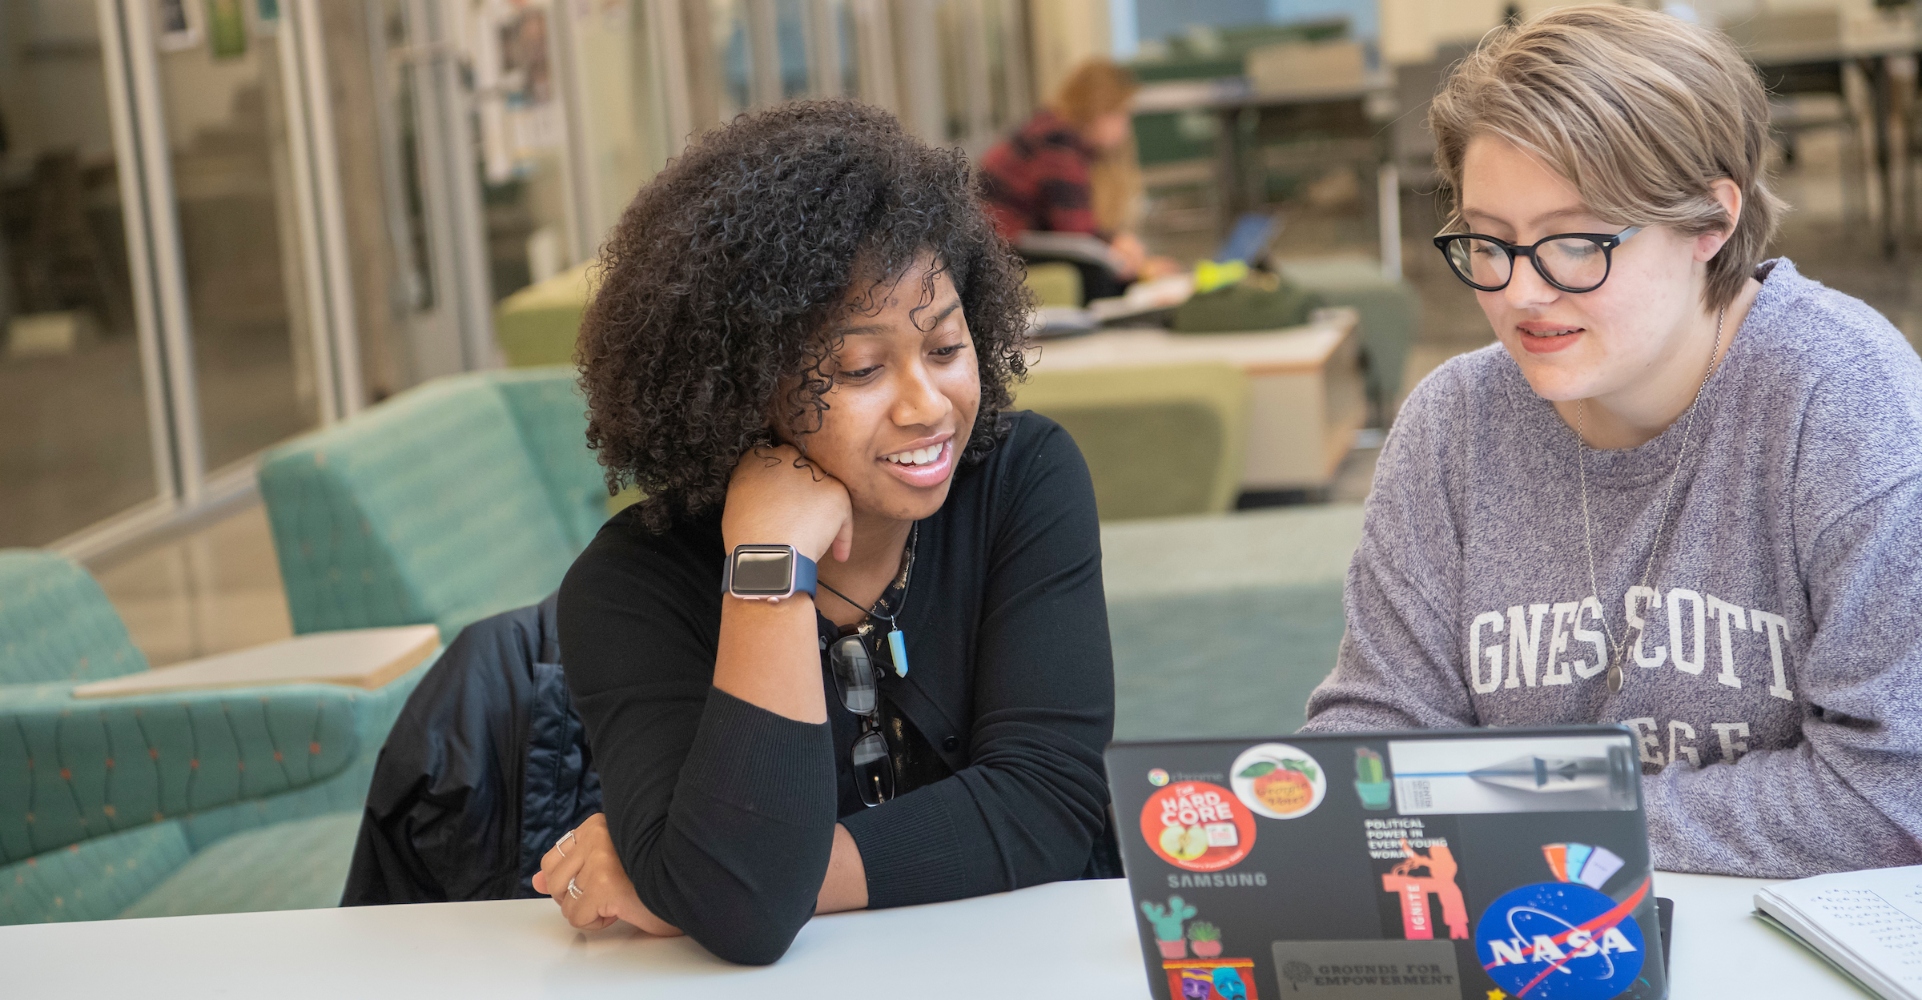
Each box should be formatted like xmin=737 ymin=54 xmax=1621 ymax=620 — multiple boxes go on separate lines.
xmin=83 ymin=121 xmax=1917 ymax=667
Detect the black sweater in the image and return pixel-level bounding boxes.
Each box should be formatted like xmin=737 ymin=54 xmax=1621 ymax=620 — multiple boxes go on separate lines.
xmin=556 ymin=411 xmax=1116 ymax=964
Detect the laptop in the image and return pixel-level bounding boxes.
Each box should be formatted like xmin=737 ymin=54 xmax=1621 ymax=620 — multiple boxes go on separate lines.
xmin=1105 ymin=725 xmax=1669 ymax=1000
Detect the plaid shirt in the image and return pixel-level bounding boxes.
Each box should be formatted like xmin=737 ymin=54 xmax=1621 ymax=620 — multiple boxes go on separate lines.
xmin=978 ymin=109 xmax=1100 ymax=241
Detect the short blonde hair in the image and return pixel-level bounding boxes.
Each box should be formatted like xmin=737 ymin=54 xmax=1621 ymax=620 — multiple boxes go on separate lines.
xmin=1429 ymin=5 xmax=1783 ymax=309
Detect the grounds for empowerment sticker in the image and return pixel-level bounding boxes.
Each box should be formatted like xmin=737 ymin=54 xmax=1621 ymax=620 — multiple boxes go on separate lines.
xmin=1269 ymin=940 xmax=1461 ymax=998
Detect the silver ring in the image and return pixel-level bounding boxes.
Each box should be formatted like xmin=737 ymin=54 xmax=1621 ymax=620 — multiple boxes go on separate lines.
xmin=566 ymin=877 xmax=583 ymax=900
xmin=555 ymin=830 xmax=575 ymax=858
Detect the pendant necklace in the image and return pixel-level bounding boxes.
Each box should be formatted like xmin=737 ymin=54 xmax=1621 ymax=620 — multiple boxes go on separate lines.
xmin=817 ymin=523 xmax=917 ymax=678
xmin=1576 ymin=306 xmax=1725 ymax=695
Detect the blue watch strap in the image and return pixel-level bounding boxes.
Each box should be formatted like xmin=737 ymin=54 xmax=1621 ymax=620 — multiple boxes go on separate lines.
xmin=791 ymin=551 xmax=818 ymax=597
xmin=722 ymin=546 xmax=818 ymax=598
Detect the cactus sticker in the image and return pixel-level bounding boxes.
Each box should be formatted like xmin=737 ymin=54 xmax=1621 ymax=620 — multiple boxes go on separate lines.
xmin=1140 ymin=895 xmax=1198 ymax=959
xmin=1355 ymin=746 xmax=1393 ymax=810
xmin=1229 ymin=743 xmax=1327 ymax=820
xmin=1140 ymin=780 xmax=1257 ymax=871
xmin=1187 ymin=920 xmax=1223 ymax=958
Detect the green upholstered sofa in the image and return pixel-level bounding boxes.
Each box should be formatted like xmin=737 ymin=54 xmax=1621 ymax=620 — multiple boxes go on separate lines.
xmin=258 ymin=367 xmax=607 ymax=638
xmin=0 ymin=550 xmax=429 ymax=924
xmin=1013 ymin=362 xmax=1250 ymax=520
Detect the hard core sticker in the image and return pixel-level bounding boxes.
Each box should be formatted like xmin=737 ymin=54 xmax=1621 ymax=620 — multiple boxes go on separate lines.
xmin=1141 ymin=781 xmax=1257 ymax=872
xmin=1474 ymin=878 xmax=1649 ymax=999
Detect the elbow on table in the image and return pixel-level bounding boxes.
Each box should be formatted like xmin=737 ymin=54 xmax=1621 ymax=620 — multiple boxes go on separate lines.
xmin=689 ymin=915 xmax=810 ymax=966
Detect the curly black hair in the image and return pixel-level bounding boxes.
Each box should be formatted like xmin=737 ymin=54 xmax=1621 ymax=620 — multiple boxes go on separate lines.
xmin=578 ymin=100 xmax=1032 ymax=532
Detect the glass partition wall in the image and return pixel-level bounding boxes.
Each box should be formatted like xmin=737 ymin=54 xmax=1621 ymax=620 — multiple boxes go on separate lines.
xmin=0 ymin=0 xmax=158 ymax=547
xmin=0 ymin=0 xmax=364 ymax=555
xmin=3 ymin=0 xmax=1041 ymax=556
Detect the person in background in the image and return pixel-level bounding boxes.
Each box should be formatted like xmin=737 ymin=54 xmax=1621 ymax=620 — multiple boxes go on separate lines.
xmin=979 ymin=57 xmax=1178 ymax=297
xmin=1304 ymin=5 xmax=1922 ymax=879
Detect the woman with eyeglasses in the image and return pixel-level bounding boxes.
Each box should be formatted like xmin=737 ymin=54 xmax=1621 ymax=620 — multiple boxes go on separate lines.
xmin=1304 ymin=5 xmax=1922 ymax=878
xmin=528 ymin=102 xmax=1117 ymax=965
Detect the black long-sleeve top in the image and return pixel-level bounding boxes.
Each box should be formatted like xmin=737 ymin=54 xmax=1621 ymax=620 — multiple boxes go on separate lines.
xmin=556 ymin=411 xmax=1116 ymax=965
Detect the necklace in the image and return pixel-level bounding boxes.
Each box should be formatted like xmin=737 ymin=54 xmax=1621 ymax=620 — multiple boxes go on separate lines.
xmin=816 ymin=523 xmax=917 ymax=677
xmin=1576 ymin=305 xmax=1725 ymax=695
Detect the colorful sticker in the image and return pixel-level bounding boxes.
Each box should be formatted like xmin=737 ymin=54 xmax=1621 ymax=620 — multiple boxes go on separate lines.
xmin=1540 ymin=843 xmax=1626 ymax=891
xmin=1353 ymin=747 xmax=1393 ymax=810
xmin=1230 ymin=743 xmax=1327 ymax=820
xmin=1378 ymin=840 xmax=1469 ymax=941
xmin=1149 ymin=768 xmax=1170 ymax=786
xmin=1163 ymin=958 xmax=1258 ymax=1000
xmin=1141 ymin=781 xmax=1256 ymax=872
xmin=1475 ymin=878 xmax=1649 ymax=999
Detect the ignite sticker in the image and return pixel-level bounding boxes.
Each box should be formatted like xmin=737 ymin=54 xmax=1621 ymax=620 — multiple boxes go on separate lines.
xmin=1230 ymin=743 xmax=1327 ymax=820
xmin=1474 ymin=878 xmax=1649 ymax=999
xmin=1141 ymin=781 xmax=1256 ymax=872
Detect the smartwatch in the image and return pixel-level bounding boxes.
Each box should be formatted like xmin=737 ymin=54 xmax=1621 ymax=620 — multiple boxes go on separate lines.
xmin=722 ymin=544 xmax=818 ymax=602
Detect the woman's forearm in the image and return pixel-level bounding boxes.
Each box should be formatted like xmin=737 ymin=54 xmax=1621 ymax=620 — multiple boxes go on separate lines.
xmin=816 ymin=823 xmax=869 ymax=914
xmin=712 ymin=596 xmax=828 ymax=723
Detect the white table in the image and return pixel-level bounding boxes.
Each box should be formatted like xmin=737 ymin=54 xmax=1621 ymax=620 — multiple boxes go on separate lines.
xmin=0 ymin=873 xmax=1867 ymax=998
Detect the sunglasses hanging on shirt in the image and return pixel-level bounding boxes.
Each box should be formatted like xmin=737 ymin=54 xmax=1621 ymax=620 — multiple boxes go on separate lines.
xmin=818 ymin=524 xmax=918 ymax=807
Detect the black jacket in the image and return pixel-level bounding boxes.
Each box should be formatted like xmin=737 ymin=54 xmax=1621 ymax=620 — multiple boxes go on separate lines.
xmin=341 ymin=594 xmax=602 ymax=904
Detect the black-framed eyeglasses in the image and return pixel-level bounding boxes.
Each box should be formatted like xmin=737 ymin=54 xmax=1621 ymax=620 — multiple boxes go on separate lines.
xmin=1433 ymin=226 xmax=1641 ymax=293
xmin=826 ymin=630 xmax=894 ymax=807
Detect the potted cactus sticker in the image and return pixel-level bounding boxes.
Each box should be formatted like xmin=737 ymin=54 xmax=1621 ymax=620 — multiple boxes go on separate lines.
xmin=1354 ymin=746 xmax=1393 ymax=810
xmin=1140 ymin=895 xmax=1197 ymax=959
xmin=1187 ymin=920 xmax=1223 ymax=958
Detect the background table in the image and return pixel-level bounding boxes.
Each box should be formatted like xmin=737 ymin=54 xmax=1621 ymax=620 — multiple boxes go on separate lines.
xmin=1033 ymin=311 xmax=1367 ymax=493
xmin=0 ymin=873 xmax=1870 ymax=998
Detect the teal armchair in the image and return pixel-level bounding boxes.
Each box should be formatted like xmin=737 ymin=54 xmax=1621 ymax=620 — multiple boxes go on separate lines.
xmin=258 ymin=367 xmax=606 ymax=637
xmin=0 ymin=551 xmax=428 ymax=924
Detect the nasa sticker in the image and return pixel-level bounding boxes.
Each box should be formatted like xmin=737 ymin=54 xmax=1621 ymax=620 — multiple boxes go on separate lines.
xmin=1475 ymin=879 xmax=1648 ymax=999
xmin=1229 ymin=743 xmax=1327 ymax=820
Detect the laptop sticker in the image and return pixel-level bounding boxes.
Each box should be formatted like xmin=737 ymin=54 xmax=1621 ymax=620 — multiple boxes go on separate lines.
xmin=1165 ymin=958 xmax=1259 ymax=1000
xmin=1376 ymin=838 xmax=1470 ymax=941
xmin=1386 ymin=737 xmax=1638 ymax=815
xmin=1269 ymin=940 xmax=1462 ymax=998
xmin=1143 ymin=781 xmax=1257 ymax=871
xmin=1540 ymin=843 xmax=1626 ymax=892
xmin=1231 ymin=743 xmax=1326 ymax=820
xmin=1473 ymin=877 xmax=1650 ymax=999
xmin=1353 ymin=747 xmax=1393 ymax=810
xmin=1142 ymin=896 xmax=1201 ymax=959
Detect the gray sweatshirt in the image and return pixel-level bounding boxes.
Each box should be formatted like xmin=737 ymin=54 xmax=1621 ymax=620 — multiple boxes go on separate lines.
xmin=1304 ymin=259 xmax=1922 ymax=878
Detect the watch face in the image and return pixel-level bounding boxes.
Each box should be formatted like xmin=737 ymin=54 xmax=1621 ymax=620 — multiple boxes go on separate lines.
xmin=731 ymin=547 xmax=795 ymax=595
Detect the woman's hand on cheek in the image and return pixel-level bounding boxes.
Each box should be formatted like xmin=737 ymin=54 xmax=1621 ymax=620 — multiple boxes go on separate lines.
xmin=533 ymin=813 xmax=682 ymax=936
xmin=723 ymin=444 xmax=856 ymax=563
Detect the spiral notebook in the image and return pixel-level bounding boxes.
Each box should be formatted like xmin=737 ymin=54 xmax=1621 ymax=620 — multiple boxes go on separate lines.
xmin=1754 ymin=865 xmax=1922 ymax=1000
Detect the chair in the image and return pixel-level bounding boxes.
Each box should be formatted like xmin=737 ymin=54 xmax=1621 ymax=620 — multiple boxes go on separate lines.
xmin=494 ymin=263 xmax=595 ymax=368
xmin=1277 ymin=255 xmax=1419 ymax=420
xmin=0 ymin=551 xmax=426 ymax=923
xmin=1013 ymin=363 xmax=1250 ymax=520
xmin=257 ymin=367 xmax=607 ymax=637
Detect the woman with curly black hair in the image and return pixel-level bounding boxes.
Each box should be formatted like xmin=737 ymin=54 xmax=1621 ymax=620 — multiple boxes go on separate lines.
xmin=529 ymin=102 xmax=1118 ymax=964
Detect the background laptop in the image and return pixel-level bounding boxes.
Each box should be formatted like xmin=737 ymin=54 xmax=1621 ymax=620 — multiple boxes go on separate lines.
xmin=1106 ymin=726 xmax=1667 ymax=1000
